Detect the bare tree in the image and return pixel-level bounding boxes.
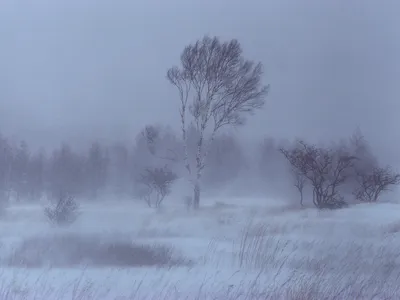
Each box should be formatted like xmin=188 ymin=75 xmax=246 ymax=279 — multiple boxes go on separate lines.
xmin=280 ymin=140 xmax=356 ymax=209
xmin=0 ymin=136 xmax=13 ymax=204
xmin=347 ymin=128 xmax=378 ymax=178
xmin=167 ymin=36 xmax=269 ymax=208
xmin=48 ymin=144 xmax=85 ymax=198
xmin=140 ymin=125 xmax=180 ymax=162
xmin=202 ymin=133 xmax=246 ymax=188
xmin=108 ymin=143 xmax=131 ymax=197
xmin=86 ymin=142 xmax=108 ymax=199
xmin=141 ymin=125 xmax=159 ymax=156
xmin=293 ymin=168 xmax=306 ymax=207
xmin=353 ymin=166 xmax=400 ymax=202
xmin=138 ymin=166 xmax=178 ymax=208
xmin=347 ymin=129 xmax=400 ymax=202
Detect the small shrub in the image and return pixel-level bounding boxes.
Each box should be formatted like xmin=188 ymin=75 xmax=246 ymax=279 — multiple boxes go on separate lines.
xmin=44 ymin=191 xmax=80 ymax=226
xmin=138 ymin=166 xmax=178 ymax=208
xmin=280 ymin=140 xmax=356 ymax=209
xmin=353 ymin=166 xmax=400 ymax=202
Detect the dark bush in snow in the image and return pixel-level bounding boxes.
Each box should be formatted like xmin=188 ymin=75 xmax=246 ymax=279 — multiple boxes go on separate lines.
xmin=44 ymin=191 xmax=80 ymax=225
xmin=138 ymin=166 xmax=178 ymax=208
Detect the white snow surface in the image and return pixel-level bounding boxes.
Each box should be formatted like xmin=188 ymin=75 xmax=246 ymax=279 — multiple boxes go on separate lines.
xmin=0 ymin=196 xmax=400 ymax=299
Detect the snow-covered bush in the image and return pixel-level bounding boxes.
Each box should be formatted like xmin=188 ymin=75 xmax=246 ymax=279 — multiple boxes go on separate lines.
xmin=44 ymin=191 xmax=80 ymax=226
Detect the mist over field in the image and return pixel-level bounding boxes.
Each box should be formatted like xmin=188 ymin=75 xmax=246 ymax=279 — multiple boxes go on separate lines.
xmin=1 ymin=0 xmax=400 ymax=299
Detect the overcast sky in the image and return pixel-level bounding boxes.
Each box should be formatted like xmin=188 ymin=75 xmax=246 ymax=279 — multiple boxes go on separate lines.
xmin=1 ymin=0 xmax=399 ymax=161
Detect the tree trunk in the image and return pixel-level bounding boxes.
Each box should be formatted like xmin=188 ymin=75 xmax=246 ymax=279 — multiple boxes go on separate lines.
xmin=300 ymin=190 xmax=304 ymax=207
xmin=193 ymin=182 xmax=200 ymax=209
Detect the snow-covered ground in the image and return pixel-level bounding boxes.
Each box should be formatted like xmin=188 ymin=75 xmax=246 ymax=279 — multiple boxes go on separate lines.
xmin=0 ymin=196 xmax=400 ymax=299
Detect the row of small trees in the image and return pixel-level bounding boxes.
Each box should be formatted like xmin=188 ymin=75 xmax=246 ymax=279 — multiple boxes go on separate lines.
xmin=280 ymin=130 xmax=400 ymax=208
xmin=136 ymin=127 xmax=400 ymax=210
xmin=0 ymin=124 xmax=398 ymax=211
xmin=0 ymin=138 xmax=110 ymax=202
xmin=40 ymin=127 xmax=399 ymax=228
xmin=0 ymin=126 xmax=247 ymax=204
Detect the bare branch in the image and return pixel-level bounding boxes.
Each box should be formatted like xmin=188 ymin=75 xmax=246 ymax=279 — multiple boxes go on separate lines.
xmin=293 ymin=169 xmax=306 ymax=207
xmin=353 ymin=166 xmax=400 ymax=202
xmin=170 ymin=36 xmax=268 ymax=131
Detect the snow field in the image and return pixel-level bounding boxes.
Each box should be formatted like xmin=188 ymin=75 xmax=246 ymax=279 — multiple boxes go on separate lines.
xmin=0 ymin=197 xmax=399 ymax=299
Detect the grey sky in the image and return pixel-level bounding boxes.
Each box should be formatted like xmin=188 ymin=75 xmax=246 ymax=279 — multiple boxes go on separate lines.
xmin=1 ymin=0 xmax=399 ymax=161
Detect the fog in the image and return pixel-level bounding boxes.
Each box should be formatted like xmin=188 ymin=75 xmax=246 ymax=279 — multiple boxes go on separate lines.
xmin=1 ymin=0 xmax=399 ymax=161
xmin=2 ymin=3 xmax=400 ymax=298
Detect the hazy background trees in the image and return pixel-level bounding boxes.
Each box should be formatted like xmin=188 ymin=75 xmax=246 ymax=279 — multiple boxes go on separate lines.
xmin=2 ymin=1 xmax=400 ymax=209
xmin=0 ymin=122 xmax=396 ymax=210
xmin=0 ymin=27 xmax=398 ymax=208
